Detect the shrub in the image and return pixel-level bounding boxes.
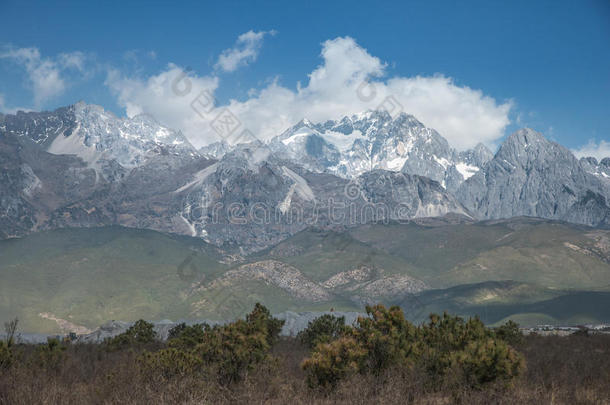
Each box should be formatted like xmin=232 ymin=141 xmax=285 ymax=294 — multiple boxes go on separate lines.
xmin=419 ymin=313 xmax=491 ymax=350
xmin=301 ymin=336 xmax=368 ymax=387
xmin=573 ymin=327 xmax=590 ymax=337
xmin=167 ymin=323 xmax=209 ymax=350
xmin=416 ymin=313 xmax=492 ymax=378
xmin=0 ymin=341 xmax=12 ymax=370
xmin=495 ymin=320 xmax=524 ymax=346
xmin=167 ymin=322 xmax=188 ymax=340
xmin=301 ymin=304 xmax=417 ymax=386
xmin=411 ymin=313 xmax=526 ymax=387
xmin=246 ymin=302 xmax=284 ymax=346
xmin=452 ymin=338 xmax=525 ymax=388
xmin=302 ymin=305 xmax=525 ymax=389
xmin=3 ymin=318 xmax=18 ymax=347
xmin=104 ymin=320 xmax=157 ymax=349
xmin=139 ymin=303 xmax=284 ymax=384
xmin=33 ymin=337 xmax=66 ymax=369
xmin=196 ymin=303 xmax=284 ymax=383
xmin=355 ymin=304 xmax=418 ymax=374
xmin=139 ymin=347 xmax=203 ymax=378
xmin=197 ymin=319 xmax=271 ymax=383
xmin=298 ymin=314 xmax=348 ymax=349
xmin=194 ymin=304 xmax=283 ymax=384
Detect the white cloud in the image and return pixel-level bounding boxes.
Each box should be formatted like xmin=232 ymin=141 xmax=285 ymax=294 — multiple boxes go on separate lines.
xmin=105 ymin=63 xmax=219 ymax=143
xmin=0 ymin=46 xmax=90 ymax=107
xmin=573 ymin=139 xmax=610 ymax=161
xmin=58 ymin=51 xmax=87 ymax=72
xmin=107 ymin=36 xmax=512 ymax=150
xmin=215 ymin=30 xmax=275 ymax=72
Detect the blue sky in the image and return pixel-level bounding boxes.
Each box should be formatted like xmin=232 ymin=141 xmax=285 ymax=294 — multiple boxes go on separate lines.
xmin=0 ymin=0 xmax=608 ymax=155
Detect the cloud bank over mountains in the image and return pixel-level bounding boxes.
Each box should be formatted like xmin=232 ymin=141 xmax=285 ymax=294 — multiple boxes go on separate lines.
xmin=573 ymin=140 xmax=610 ymax=161
xmin=0 ymin=46 xmax=90 ymax=107
xmin=105 ymin=36 xmax=512 ymax=150
xmin=2 ymin=34 xmax=515 ymax=151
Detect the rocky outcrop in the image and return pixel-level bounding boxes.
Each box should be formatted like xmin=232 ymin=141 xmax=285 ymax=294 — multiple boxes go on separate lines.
xmin=322 ymin=266 xmax=427 ymax=303
xmin=456 ymin=129 xmax=610 ymax=227
xmin=360 ymin=275 xmax=427 ymax=297
xmin=201 ymin=260 xmax=333 ymax=302
xmin=197 ymin=260 xmax=427 ymax=306
xmin=322 ymin=266 xmax=377 ymax=289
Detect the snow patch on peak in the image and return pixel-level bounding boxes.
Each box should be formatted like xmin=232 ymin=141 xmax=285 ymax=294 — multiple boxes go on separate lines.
xmin=281 ymin=128 xmax=314 ymax=145
xmin=385 ymin=156 xmax=408 ymax=171
xmin=455 ymin=162 xmax=479 ymax=180
xmin=51 ymin=102 xmax=196 ymax=169
xmin=323 ymin=129 xmax=366 ymax=152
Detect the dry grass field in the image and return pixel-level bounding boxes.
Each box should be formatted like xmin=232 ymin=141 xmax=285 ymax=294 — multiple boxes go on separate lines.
xmin=0 ymin=332 xmax=608 ymax=404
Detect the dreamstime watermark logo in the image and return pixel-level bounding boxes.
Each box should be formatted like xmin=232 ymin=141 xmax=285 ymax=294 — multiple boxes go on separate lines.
xmin=171 ymin=67 xmax=265 ymax=148
xmin=172 ymin=66 xmax=274 ymax=230
xmin=344 ymin=179 xmax=362 ymax=200
xmin=181 ymin=198 xmax=413 ymax=227
xmin=180 ymin=168 xmax=413 ymax=228
xmin=168 ymin=69 xmax=418 ymax=318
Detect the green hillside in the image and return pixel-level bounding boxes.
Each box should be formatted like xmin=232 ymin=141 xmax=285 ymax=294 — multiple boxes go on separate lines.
xmin=1 ymin=219 xmax=609 ymax=333
xmin=349 ymin=218 xmax=610 ymax=289
xmin=394 ymin=281 xmax=610 ymax=326
xmin=0 ymin=227 xmax=230 ymax=333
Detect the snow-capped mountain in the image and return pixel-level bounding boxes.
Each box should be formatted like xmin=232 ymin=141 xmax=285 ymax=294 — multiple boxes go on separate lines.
xmin=268 ymin=110 xmax=493 ymax=192
xmin=66 ymin=102 xmax=196 ymax=166
xmin=2 ymin=102 xmax=610 ymax=250
xmin=3 ymin=101 xmax=198 ymax=178
xmin=0 ymin=103 xmax=473 ymax=249
xmin=199 ymin=140 xmax=233 ymax=160
xmin=0 ymin=102 xmax=212 ymax=239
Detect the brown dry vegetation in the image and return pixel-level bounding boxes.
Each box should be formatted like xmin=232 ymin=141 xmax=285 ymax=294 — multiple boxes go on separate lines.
xmin=0 ymin=333 xmax=608 ymax=404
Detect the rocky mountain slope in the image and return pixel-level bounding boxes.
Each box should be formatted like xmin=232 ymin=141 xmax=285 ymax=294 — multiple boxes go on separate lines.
xmin=0 ymin=102 xmax=215 ymax=239
xmin=179 ymin=142 xmax=470 ymax=251
xmin=1 ymin=102 xmax=610 ymax=251
xmin=0 ymin=103 xmax=472 ymax=252
xmin=456 ymin=129 xmax=610 ymax=227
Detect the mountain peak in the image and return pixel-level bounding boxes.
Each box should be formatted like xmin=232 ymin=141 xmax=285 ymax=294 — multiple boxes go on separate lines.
xmin=73 ymin=101 xmax=119 ymax=122
xmin=473 ymin=142 xmax=492 ymax=153
xmin=351 ymin=109 xmax=392 ymax=123
xmin=496 ymin=128 xmax=551 ymax=159
xmin=507 ymin=128 xmax=547 ymax=145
